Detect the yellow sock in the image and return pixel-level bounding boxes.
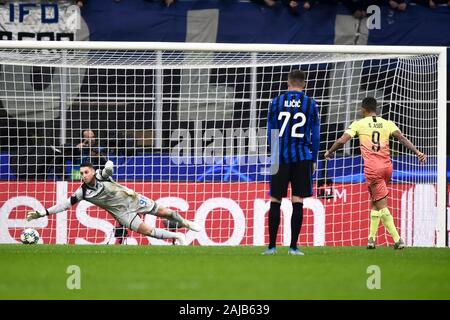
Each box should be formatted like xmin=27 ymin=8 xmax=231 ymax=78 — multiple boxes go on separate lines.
xmin=380 ymin=207 xmax=400 ymax=243
xmin=369 ymin=210 xmax=381 ymax=240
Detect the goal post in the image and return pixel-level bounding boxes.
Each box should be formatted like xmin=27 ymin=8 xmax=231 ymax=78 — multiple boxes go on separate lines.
xmin=437 ymin=48 xmax=447 ymax=248
xmin=0 ymin=41 xmax=446 ymax=247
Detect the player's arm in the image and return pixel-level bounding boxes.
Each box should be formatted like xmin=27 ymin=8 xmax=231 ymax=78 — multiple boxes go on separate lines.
xmin=101 ymin=160 xmax=114 ymax=179
xmin=26 ymin=189 xmax=82 ymax=221
xmin=324 ymin=133 xmax=352 ymax=160
xmin=391 ymin=130 xmax=426 ymax=163
xmin=325 ymin=120 xmax=357 ymax=160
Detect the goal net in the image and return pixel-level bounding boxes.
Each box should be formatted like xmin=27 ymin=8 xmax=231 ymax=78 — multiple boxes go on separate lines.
xmin=0 ymin=42 xmax=446 ymax=247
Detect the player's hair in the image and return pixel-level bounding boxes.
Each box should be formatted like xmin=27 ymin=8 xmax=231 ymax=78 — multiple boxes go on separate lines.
xmin=80 ymin=162 xmax=95 ymax=169
xmin=288 ymin=70 xmax=306 ymax=87
xmin=361 ymin=97 xmax=377 ymax=113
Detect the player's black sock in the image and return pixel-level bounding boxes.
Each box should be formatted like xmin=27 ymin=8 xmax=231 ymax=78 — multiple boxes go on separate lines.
xmin=290 ymin=202 xmax=304 ymax=249
xmin=268 ymin=202 xmax=281 ymax=249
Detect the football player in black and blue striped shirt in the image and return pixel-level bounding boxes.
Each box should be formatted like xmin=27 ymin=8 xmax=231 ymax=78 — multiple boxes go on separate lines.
xmin=263 ymin=70 xmax=320 ymax=256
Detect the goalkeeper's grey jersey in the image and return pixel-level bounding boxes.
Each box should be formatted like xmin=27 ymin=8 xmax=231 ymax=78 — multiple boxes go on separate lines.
xmin=70 ymin=169 xmax=149 ymax=219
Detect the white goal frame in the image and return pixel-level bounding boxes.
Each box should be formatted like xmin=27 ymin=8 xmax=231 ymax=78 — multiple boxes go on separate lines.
xmin=0 ymin=41 xmax=446 ymax=247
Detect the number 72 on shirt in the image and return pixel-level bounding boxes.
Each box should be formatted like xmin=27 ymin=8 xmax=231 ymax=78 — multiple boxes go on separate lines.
xmin=278 ymin=111 xmax=307 ymax=138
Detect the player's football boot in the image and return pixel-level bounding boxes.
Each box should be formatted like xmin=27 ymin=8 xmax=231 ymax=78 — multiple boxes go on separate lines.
xmin=164 ymin=220 xmax=201 ymax=232
xmin=394 ymin=238 xmax=405 ymax=250
xmin=367 ymin=237 xmax=376 ymax=249
xmin=173 ymin=232 xmax=187 ymax=246
xmin=288 ymin=248 xmax=305 ymax=256
xmin=262 ymin=247 xmax=277 ymax=255
xmin=184 ymin=220 xmax=201 ymax=232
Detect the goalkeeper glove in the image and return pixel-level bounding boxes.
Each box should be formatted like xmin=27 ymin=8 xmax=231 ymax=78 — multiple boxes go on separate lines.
xmin=104 ymin=160 xmax=114 ymax=175
xmin=27 ymin=210 xmax=47 ymax=221
xmin=105 ymin=160 xmax=114 ymax=169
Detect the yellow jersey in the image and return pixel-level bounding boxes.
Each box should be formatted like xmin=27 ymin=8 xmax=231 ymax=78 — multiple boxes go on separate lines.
xmin=345 ymin=116 xmax=400 ymax=171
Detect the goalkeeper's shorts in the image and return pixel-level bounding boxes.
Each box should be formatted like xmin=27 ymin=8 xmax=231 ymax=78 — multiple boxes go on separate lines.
xmin=116 ymin=195 xmax=159 ymax=232
xmin=365 ymin=166 xmax=393 ymax=202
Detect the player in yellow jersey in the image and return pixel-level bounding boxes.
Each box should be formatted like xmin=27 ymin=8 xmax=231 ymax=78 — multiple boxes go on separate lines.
xmin=324 ymin=97 xmax=426 ymax=249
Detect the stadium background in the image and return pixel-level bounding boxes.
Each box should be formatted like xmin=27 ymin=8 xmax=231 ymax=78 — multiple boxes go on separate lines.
xmin=0 ymin=0 xmax=449 ymax=246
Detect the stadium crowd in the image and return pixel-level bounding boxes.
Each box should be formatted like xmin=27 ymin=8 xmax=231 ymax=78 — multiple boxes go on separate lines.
xmin=251 ymin=0 xmax=450 ymax=15
xmin=1 ymin=0 xmax=448 ymax=13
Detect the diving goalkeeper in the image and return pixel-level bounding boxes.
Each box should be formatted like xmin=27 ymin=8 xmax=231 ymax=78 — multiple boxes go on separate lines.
xmin=27 ymin=161 xmax=201 ymax=245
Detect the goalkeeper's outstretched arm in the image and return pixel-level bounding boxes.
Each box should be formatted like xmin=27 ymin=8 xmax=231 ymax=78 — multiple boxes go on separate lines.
xmin=27 ymin=190 xmax=83 ymax=221
xmin=27 ymin=161 xmax=113 ymax=221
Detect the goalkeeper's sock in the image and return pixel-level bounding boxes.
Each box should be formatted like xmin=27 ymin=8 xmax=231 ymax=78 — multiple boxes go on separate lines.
xmin=369 ymin=209 xmax=381 ymax=240
xmin=149 ymin=228 xmax=179 ymax=239
xmin=268 ymin=202 xmax=281 ymax=249
xmin=167 ymin=210 xmax=185 ymax=226
xmin=380 ymin=207 xmax=400 ymax=243
xmin=290 ymin=202 xmax=304 ymax=249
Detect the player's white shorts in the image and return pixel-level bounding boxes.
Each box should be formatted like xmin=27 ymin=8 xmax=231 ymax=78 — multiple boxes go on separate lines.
xmin=115 ymin=195 xmax=159 ymax=232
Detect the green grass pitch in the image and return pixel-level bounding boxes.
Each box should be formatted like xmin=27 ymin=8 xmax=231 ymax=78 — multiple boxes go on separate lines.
xmin=1 ymin=244 xmax=449 ymax=300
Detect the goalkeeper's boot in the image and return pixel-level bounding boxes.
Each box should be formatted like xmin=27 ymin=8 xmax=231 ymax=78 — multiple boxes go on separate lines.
xmin=288 ymin=248 xmax=305 ymax=256
xmin=367 ymin=237 xmax=376 ymax=249
xmin=262 ymin=247 xmax=277 ymax=255
xmin=184 ymin=220 xmax=201 ymax=232
xmin=394 ymin=238 xmax=405 ymax=250
xmin=173 ymin=233 xmax=187 ymax=246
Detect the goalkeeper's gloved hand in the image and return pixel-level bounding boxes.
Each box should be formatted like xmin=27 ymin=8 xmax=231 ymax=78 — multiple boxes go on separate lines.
xmin=104 ymin=160 xmax=114 ymax=175
xmin=27 ymin=210 xmax=46 ymax=221
xmin=105 ymin=160 xmax=114 ymax=169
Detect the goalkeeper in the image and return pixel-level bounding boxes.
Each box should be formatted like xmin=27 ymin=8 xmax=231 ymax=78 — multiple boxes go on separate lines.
xmin=27 ymin=161 xmax=201 ymax=245
xmin=325 ymin=97 xmax=426 ymax=249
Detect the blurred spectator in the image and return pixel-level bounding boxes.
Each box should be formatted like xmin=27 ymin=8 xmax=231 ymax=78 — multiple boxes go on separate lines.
xmin=75 ymin=0 xmax=86 ymax=8
xmin=291 ymin=1 xmax=318 ymax=11
xmin=342 ymin=0 xmax=385 ymax=18
xmin=389 ymin=0 xmax=408 ymax=11
xmin=342 ymin=0 xmax=366 ymax=18
xmin=410 ymin=0 xmax=449 ymax=7
xmin=163 ymin=0 xmax=175 ymax=7
xmin=143 ymin=0 xmax=177 ymax=7
xmin=285 ymin=1 xmax=303 ymax=14
xmin=251 ymin=0 xmax=278 ymax=7
xmin=53 ymin=129 xmax=136 ymax=180
xmin=302 ymin=1 xmax=312 ymax=10
xmin=56 ymin=130 xmax=108 ymax=180
xmin=76 ymin=129 xmax=94 ymax=149
xmin=73 ymin=129 xmax=108 ymax=167
xmin=251 ymin=0 xmax=317 ymax=12
xmin=426 ymin=0 xmax=450 ymax=8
